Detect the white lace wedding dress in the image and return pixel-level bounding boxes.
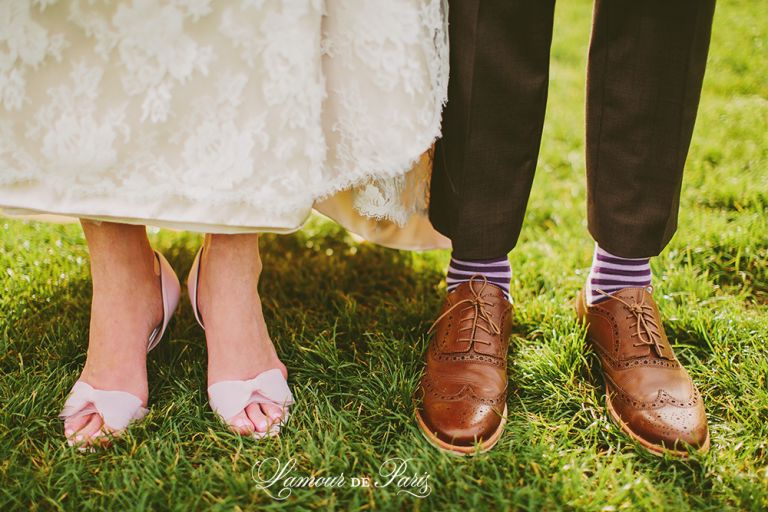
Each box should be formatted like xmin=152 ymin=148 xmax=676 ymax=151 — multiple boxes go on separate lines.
xmin=0 ymin=0 xmax=450 ymax=249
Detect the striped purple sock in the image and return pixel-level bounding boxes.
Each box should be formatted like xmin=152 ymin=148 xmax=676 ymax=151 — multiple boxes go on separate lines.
xmin=446 ymin=255 xmax=511 ymax=300
xmin=587 ymin=244 xmax=652 ymax=305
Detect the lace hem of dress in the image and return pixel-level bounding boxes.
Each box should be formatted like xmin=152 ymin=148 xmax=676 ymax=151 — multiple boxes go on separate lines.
xmin=311 ymin=0 xmax=448 ymax=227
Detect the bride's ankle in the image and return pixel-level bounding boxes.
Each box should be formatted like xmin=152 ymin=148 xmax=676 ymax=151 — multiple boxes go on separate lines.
xmin=203 ymin=234 xmax=263 ymax=275
xmin=90 ymin=242 xmax=159 ymax=296
xmin=88 ymin=250 xmax=164 ymax=349
xmin=197 ymin=236 xmax=264 ymax=317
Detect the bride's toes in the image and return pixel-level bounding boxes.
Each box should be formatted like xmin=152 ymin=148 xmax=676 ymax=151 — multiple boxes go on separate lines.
xmin=64 ymin=415 xmax=90 ymax=440
xmin=246 ymin=403 xmax=269 ymax=433
xmin=228 ymin=411 xmax=255 ymax=435
xmin=66 ymin=413 xmax=103 ymax=446
xmin=261 ymin=403 xmax=285 ymax=425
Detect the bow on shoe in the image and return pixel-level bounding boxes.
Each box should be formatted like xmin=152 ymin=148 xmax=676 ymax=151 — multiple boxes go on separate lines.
xmin=207 ymin=368 xmax=294 ymax=437
xmin=59 ymin=381 xmax=148 ymax=432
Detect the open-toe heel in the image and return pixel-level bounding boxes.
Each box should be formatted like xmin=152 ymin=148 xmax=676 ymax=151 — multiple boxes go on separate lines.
xmin=60 ymin=251 xmax=181 ymax=448
xmin=187 ymin=247 xmax=293 ymax=439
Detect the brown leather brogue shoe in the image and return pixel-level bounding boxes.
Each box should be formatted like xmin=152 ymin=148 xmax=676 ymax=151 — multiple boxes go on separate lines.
xmin=576 ymin=286 xmax=709 ymax=456
xmin=415 ymin=276 xmax=511 ymax=455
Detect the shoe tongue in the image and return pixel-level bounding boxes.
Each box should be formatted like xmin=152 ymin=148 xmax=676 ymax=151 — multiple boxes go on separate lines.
xmin=435 ymin=286 xmax=507 ymax=356
xmin=609 ymin=288 xmax=674 ymax=361
xmin=615 ymin=286 xmax=649 ymax=302
xmin=621 ymin=335 xmax=655 ymax=360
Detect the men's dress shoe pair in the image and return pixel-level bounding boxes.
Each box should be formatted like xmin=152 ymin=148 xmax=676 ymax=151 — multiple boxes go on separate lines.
xmin=416 ymin=277 xmax=709 ymax=457
xmin=60 ymin=249 xmax=293 ymax=448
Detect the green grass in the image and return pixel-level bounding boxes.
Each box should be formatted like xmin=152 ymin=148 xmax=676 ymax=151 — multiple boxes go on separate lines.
xmin=1 ymin=1 xmax=767 ymax=510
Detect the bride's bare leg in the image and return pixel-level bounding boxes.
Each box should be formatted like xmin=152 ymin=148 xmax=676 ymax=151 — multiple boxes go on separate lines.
xmin=65 ymin=220 xmax=163 ymax=443
xmin=197 ymin=233 xmax=287 ymax=435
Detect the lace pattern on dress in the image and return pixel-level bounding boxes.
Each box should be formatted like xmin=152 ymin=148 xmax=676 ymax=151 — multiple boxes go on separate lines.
xmin=0 ymin=0 xmax=448 ymax=227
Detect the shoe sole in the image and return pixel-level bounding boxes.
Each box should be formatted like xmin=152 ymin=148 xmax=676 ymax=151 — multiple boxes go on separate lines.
xmin=415 ymin=404 xmax=507 ymax=456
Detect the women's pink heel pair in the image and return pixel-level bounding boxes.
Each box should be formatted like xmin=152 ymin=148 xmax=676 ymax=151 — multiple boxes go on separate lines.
xmin=60 ymin=249 xmax=293 ymax=448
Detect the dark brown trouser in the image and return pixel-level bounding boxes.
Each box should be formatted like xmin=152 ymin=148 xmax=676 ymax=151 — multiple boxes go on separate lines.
xmin=429 ymin=0 xmax=716 ymax=259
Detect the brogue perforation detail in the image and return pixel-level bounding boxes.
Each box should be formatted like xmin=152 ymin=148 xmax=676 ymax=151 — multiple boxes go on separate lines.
xmin=600 ymin=353 xmax=682 ymax=371
xmin=609 ymin=385 xmax=701 ymax=410
xmin=421 ymin=374 xmax=507 ymax=406
xmin=433 ymin=352 xmax=505 ymax=367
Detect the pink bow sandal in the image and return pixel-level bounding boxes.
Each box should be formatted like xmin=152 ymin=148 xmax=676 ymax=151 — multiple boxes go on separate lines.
xmin=59 ymin=251 xmax=181 ymax=448
xmin=187 ymin=248 xmax=294 ymax=439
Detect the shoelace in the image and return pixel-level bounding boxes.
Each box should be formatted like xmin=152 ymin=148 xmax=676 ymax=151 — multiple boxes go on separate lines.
xmin=595 ymin=289 xmax=671 ymax=359
xmin=428 ymin=275 xmax=501 ymax=348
